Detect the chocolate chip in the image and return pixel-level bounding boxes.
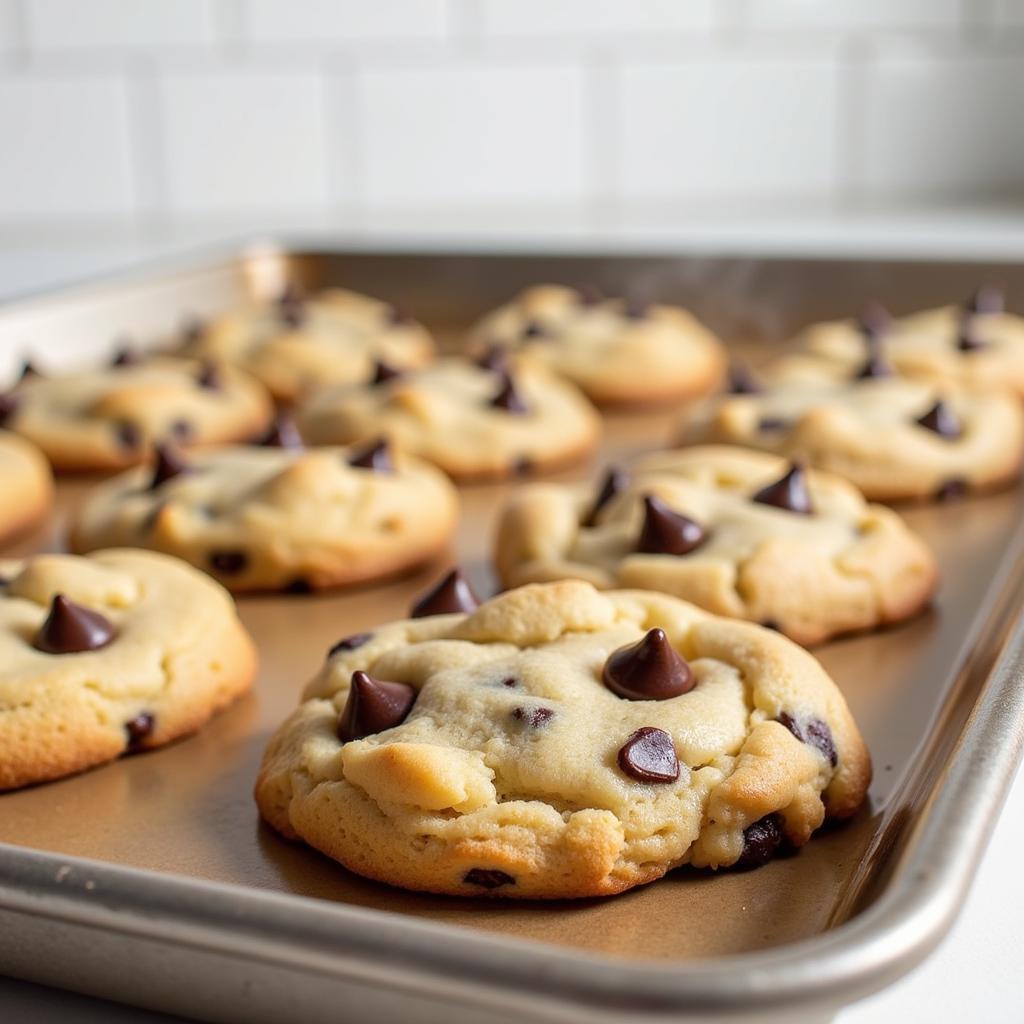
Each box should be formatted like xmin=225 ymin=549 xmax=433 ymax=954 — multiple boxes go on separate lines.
xmin=182 ymin=317 xmax=205 ymax=343
xmin=751 ymin=462 xmax=814 ymax=515
xmin=956 ymin=320 xmax=988 ymax=353
xmin=464 ymin=868 xmax=515 ymax=889
xmin=170 ymin=418 xmax=193 ymax=441
xmin=209 ymin=550 xmax=248 ymax=575
xmin=475 ymin=346 xmax=510 ymax=373
xmin=603 ymin=628 xmax=695 ymax=700
xmin=617 ymin=727 xmax=679 ymax=783
xmin=500 ymin=676 xmax=518 ymax=688
xmin=734 ymin=813 xmax=786 ymax=870
xmin=149 ymin=443 xmax=190 ymax=490
xmin=111 ymin=345 xmax=140 ymax=367
xmin=761 ymin=619 xmax=782 ymax=632
xmin=285 ymin=578 xmax=314 ymax=594
xmin=936 ymin=478 xmax=968 ymax=502
xmin=0 ymin=392 xmax=18 ymax=425
xmin=757 ymin=416 xmax=791 ymax=432
xmin=124 ymin=713 xmax=155 ymax=751
xmin=582 ymin=466 xmax=628 ymax=527
xmin=18 ymin=359 xmax=41 ymax=381
xmin=33 ymin=594 xmax=116 ymax=655
xmin=966 ymin=285 xmax=1004 ymax=316
xmin=258 ymin=415 xmax=304 ymax=450
xmin=348 ymin=438 xmax=393 ymax=473
xmin=576 ymin=283 xmax=603 ymax=306
xmin=512 ymin=706 xmax=554 ymax=728
xmin=521 ymin=321 xmax=546 ymax=340
xmin=623 ymin=298 xmax=648 ymax=320
xmin=371 ymin=360 xmax=403 ymax=385
xmin=410 ymin=568 xmax=480 ymax=618
xmin=386 ymin=305 xmax=414 ymax=326
xmin=276 ymin=284 xmax=305 ymax=328
xmin=776 ymin=712 xmax=837 ymax=767
xmin=915 ymin=399 xmax=961 ymax=439
xmin=727 ymin=363 xmax=761 ymax=395
xmin=857 ymin=301 xmax=891 ymax=339
xmin=853 ymin=346 xmax=892 ymax=380
xmin=196 ymin=362 xmax=223 ymax=391
xmin=337 ymin=670 xmax=416 ymax=742
xmin=489 ymin=372 xmax=529 ymax=414
xmin=115 ymin=420 xmax=141 ymax=450
xmin=636 ymin=494 xmax=707 ymax=556
xmin=279 ymin=304 xmax=305 ymax=329
xmin=328 ymin=632 xmax=373 ymax=657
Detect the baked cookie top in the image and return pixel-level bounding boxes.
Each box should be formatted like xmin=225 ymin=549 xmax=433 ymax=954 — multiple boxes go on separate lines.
xmin=184 ymin=287 xmax=436 ymax=402
xmin=297 ymin=356 xmax=601 ymax=481
xmin=779 ymin=289 xmax=1024 ymax=396
xmin=0 ymin=549 xmax=256 ymax=790
xmin=0 ymin=430 xmax=53 ymax=545
xmin=2 ymin=357 xmax=273 ymax=472
xmin=469 ymin=284 xmax=725 ymax=405
xmin=255 ymin=579 xmax=871 ymax=899
xmin=680 ymin=374 xmax=1024 ymax=502
xmin=71 ymin=439 xmax=459 ymax=593
xmin=495 ymin=446 xmax=937 ymax=646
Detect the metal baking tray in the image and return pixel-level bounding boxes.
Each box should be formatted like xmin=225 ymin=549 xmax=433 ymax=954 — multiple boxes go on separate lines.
xmin=1 ymin=245 xmax=1023 ymax=1024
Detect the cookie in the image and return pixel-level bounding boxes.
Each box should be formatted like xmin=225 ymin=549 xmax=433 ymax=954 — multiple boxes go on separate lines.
xmin=777 ymin=289 xmax=1024 ymax=396
xmin=70 ymin=439 xmax=459 ymax=593
xmin=469 ymin=284 xmax=726 ymax=405
xmin=297 ymin=357 xmax=601 ymax=481
xmin=183 ymin=287 xmax=436 ymax=403
xmin=0 ymin=549 xmax=256 ymax=790
xmin=495 ymin=446 xmax=937 ymax=646
xmin=255 ymin=579 xmax=870 ymax=898
xmin=3 ymin=357 xmax=273 ymax=472
xmin=679 ymin=374 xmax=1024 ymax=502
xmin=0 ymin=430 xmax=54 ymax=545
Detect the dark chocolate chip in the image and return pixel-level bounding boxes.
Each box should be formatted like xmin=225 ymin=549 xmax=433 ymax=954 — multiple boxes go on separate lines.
xmin=727 ymin=363 xmax=761 ymax=395
xmin=347 ymin=438 xmax=393 ymax=473
xmin=209 ymin=550 xmax=248 ymax=575
xmin=966 ymin=285 xmax=1004 ymax=316
xmin=475 ymin=346 xmax=510 ymax=373
xmin=761 ymin=619 xmax=782 ymax=632
xmin=776 ymin=712 xmax=837 ymax=767
xmin=196 ymin=362 xmax=223 ymax=391
xmin=857 ymin=301 xmax=891 ymax=339
xmin=521 ymin=321 xmax=546 ymax=340
xmin=149 ymin=443 xmax=190 ymax=490
xmin=583 ymin=466 xmax=628 ymax=527
xmin=328 ymin=632 xmax=373 ymax=658
xmin=337 ymin=670 xmax=416 ymax=742
xmin=170 ymin=418 xmax=193 ymax=441
xmin=500 ymin=676 xmax=518 ymax=688
xmin=115 ymin=420 xmax=141 ymax=450
xmin=371 ymin=360 xmax=404 ymax=385
xmin=915 ymin=399 xmax=961 ymax=439
xmin=258 ymin=415 xmax=305 ymax=451
xmin=936 ymin=478 xmax=968 ymax=502
xmin=464 ymin=868 xmax=515 ymax=889
xmin=111 ymin=345 xmax=140 ymax=367
xmin=18 ymin=359 xmax=41 ymax=381
xmin=956 ymin=319 xmax=988 ymax=353
xmin=751 ymin=462 xmax=813 ymax=515
xmin=853 ymin=346 xmax=892 ymax=380
xmin=617 ymin=727 xmax=680 ymax=783
xmin=411 ymin=568 xmax=480 ymax=618
xmin=757 ymin=415 xmax=791 ymax=432
xmin=489 ymin=372 xmax=529 ymax=414
xmin=637 ymin=494 xmax=707 ymax=556
xmin=285 ymin=578 xmax=314 ymax=594
xmin=734 ymin=812 xmax=786 ymax=870
xmin=33 ymin=594 xmax=116 ymax=655
xmin=0 ymin=392 xmax=18 ymax=425
xmin=603 ymin=628 xmax=695 ymax=701
xmin=512 ymin=706 xmax=554 ymax=728
xmin=124 ymin=713 xmax=155 ymax=751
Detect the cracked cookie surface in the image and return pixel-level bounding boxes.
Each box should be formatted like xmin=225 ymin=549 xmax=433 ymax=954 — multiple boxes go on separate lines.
xmin=0 ymin=549 xmax=256 ymax=790
xmin=297 ymin=356 xmax=601 ymax=481
xmin=4 ymin=357 xmax=273 ymax=472
xmin=0 ymin=430 xmax=53 ymax=545
xmin=495 ymin=446 xmax=938 ymax=646
xmin=469 ymin=284 xmax=725 ymax=405
xmin=183 ymin=288 xmax=436 ymax=403
xmin=71 ymin=443 xmax=459 ymax=592
xmin=255 ymin=579 xmax=870 ymax=898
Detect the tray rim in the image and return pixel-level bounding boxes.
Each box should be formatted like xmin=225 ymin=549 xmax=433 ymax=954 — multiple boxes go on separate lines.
xmin=1 ymin=241 xmax=1024 ymax=1020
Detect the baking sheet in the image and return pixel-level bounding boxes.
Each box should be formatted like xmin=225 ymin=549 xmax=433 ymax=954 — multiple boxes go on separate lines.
xmin=0 ymin=246 xmax=1023 ymax=1005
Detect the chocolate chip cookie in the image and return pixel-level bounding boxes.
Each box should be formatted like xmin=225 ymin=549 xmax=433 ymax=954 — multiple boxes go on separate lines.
xmin=469 ymin=284 xmax=726 ymax=405
xmin=183 ymin=287 xmax=436 ymax=403
xmin=255 ymin=578 xmax=871 ymax=898
xmin=0 ymin=549 xmax=256 ymax=790
xmin=70 ymin=439 xmax=459 ymax=593
xmin=0 ymin=430 xmax=53 ymax=545
xmin=297 ymin=357 xmax=601 ymax=481
xmin=496 ymin=446 xmax=938 ymax=646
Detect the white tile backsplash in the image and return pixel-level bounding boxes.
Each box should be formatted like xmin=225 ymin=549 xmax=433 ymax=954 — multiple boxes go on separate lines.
xmin=0 ymin=1 xmax=1020 ymax=227
xmin=24 ymin=0 xmax=217 ymax=53
xmin=158 ymin=69 xmax=331 ymax=213
xmin=617 ymin=57 xmax=840 ymax=201
xmin=356 ymin=62 xmax=586 ymax=205
xmin=0 ymin=73 xmax=134 ymax=218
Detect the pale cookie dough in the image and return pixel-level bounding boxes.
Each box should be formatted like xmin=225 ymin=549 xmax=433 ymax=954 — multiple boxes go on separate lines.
xmin=469 ymin=284 xmax=726 ymax=405
xmin=297 ymin=357 xmax=601 ymax=481
xmin=0 ymin=430 xmax=54 ymax=545
xmin=0 ymin=549 xmax=256 ymax=790
xmin=3 ymin=357 xmax=273 ymax=472
xmin=70 ymin=442 xmax=459 ymax=593
xmin=183 ymin=288 xmax=436 ymax=403
xmin=495 ymin=446 xmax=938 ymax=646
xmin=679 ymin=376 xmax=1024 ymax=502
xmin=255 ymin=579 xmax=871 ymax=899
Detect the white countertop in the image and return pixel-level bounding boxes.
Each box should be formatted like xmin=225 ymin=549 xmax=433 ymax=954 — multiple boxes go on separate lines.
xmin=1 ymin=224 xmax=1022 ymax=1024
